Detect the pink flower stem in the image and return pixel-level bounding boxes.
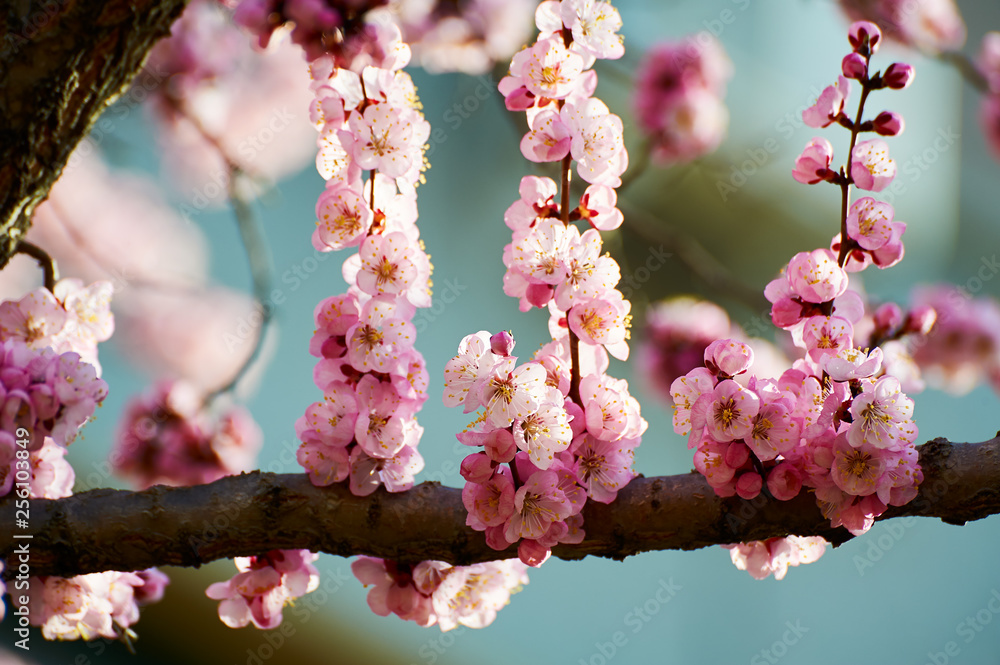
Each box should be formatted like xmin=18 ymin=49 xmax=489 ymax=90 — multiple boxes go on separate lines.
xmin=13 ymin=239 xmax=59 ymax=291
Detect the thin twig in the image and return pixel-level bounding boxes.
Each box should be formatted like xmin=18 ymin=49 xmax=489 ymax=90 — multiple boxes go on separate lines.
xmin=13 ymin=240 xmax=59 ymax=291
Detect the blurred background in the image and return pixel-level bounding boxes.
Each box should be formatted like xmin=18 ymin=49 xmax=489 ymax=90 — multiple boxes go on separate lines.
xmin=4 ymin=0 xmax=1000 ymax=663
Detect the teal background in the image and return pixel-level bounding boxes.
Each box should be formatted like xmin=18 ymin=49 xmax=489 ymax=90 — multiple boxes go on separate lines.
xmin=5 ymin=0 xmax=1000 ymax=663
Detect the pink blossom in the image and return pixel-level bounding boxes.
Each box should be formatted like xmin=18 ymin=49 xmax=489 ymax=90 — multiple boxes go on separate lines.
xmin=579 ymin=374 xmax=630 ymax=442
xmin=560 ymin=0 xmax=624 ymax=60
xmin=568 ymin=291 xmax=631 ymax=360
xmin=23 ymin=571 xmax=148 ymax=640
xmin=0 ymin=287 xmax=68 ymax=351
xmin=504 ymin=470 xmax=574 ymax=542
xmin=847 ymin=376 xmax=917 ymax=449
xmin=443 ymin=331 xmax=497 ymax=413
xmin=313 ymin=183 xmax=373 ymax=251
xmin=478 ymin=357 xmax=548 ymax=428
xmin=562 ymin=98 xmax=628 ymax=187
xmin=512 ymin=394 xmax=573 ymax=469
xmin=744 ymin=381 xmax=801 ymax=461
xmin=801 ymin=316 xmax=854 ymax=361
xmin=909 ymin=285 xmax=1000 ymax=394
xmin=347 ymin=102 xmax=426 ymax=179
xmin=112 ymin=379 xmax=261 ymax=488
xmin=691 ymin=380 xmax=760 ymax=444
xmin=462 ymin=464 xmax=515 ymax=529
xmin=572 ymin=433 xmax=636 ymax=503
xmin=842 ymin=52 xmax=869 ymax=80
xmin=428 ymin=559 xmax=529 ymax=631
xmin=632 ymin=35 xmax=732 ymax=164
xmin=803 ymin=77 xmax=850 ymax=128
xmin=724 ymin=536 xmax=826 ymax=580
xmin=669 ymin=367 xmax=717 ymax=436
xmin=851 ymin=139 xmax=896 ymax=192
xmin=355 ymin=232 xmax=420 ymax=298
xmin=576 ymin=184 xmax=623 ymax=231
xmin=512 ymin=219 xmax=570 ymax=285
xmin=349 ymin=442 xmax=424 ymax=496
xmin=520 ymin=110 xmax=572 ymax=162
xmin=831 ymin=434 xmax=887 ymax=495
xmin=792 ymin=137 xmax=835 ymax=184
xmin=786 ymin=249 xmax=849 ymax=304
xmin=846 ymin=197 xmax=895 ymax=250
xmin=553 ymin=225 xmax=620 ymax=310
xmin=352 ymin=557 xmax=434 ymax=626
xmin=345 ymin=296 xmax=416 ymax=374
xmin=206 ymin=550 xmax=319 ymax=630
xmin=823 ymin=346 xmax=883 ymax=381
xmin=354 ymin=374 xmax=414 ymax=459
xmin=504 ymin=176 xmax=559 ymax=230
xmin=522 ymin=37 xmax=585 ymax=100
xmin=704 ymin=339 xmax=754 ymax=377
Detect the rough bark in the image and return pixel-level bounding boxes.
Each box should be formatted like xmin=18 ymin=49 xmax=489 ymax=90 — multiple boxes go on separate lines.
xmin=3 ymin=436 xmax=998 ymax=579
xmin=0 ymin=0 xmax=188 ymax=268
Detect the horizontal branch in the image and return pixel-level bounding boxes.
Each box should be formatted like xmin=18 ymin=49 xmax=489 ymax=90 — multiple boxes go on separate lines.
xmin=2 ymin=436 xmax=999 ymax=579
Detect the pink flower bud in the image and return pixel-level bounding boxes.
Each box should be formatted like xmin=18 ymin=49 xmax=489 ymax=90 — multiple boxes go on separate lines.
xmin=735 ymin=471 xmax=763 ymax=500
xmin=704 ymin=339 xmax=754 ymax=377
xmin=767 ymin=463 xmax=802 ymax=501
xmin=842 ymin=52 xmax=868 ymax=80
xmin=490 ymin=330 xmax=516 ymax=356
xmin=792 ymin=137 xmax=835 ymax=184
xmin=873 ymin=111 xmax=904 ymax=136
xmin=725 ymin=441 xmax=751 ymax=468
xmin=851 ymin=139 xmax=896 ymax=192
xmin=848 ymin=21 xmax=882 ymax=54
xmin=873 ymin=302 xmax=904 ymax=332
xmin=883 ymin=62 xmax=915 ymax=90
xmin=904 ymin=305 xmax=937 ymax=336
xmin=461 ymin=452 xmax=495 ymax=484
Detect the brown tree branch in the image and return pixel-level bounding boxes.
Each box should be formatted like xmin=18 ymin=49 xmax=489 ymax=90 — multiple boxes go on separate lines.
xmin=0 ymin=0 xmax=188 ymax=268
xmin=3 ymin=436 xmax=998 ymax=579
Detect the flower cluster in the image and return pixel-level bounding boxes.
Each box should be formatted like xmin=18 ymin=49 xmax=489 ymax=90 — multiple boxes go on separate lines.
xmin=232 ymin=0 xmax=408 ymax=67
xmin=978 ymin=32 xmax=1000 ymax=161
xmin=673 ymin=23 xmax=924 ymax=557
xmin=632 ymin=34 xmax=732 ymax=164
xmin=111 ymin=379 xmax=262 ymax=489
xmin=444 ymin=0 xmax=647 ymax=575
xmin=352 ymin=557 xmax=529 ymax=631
xmin=206 ymin=551 xmax=320 ymax=629
xmin=16 ymin=569 xmax=168 ymax=642
xmin=297 ymin=47 xmax=433 ymax=497
xmin=0 ymin=280 xmax=112 ymax=455
xmin=723 ymin=536 xmax=827 ymax=581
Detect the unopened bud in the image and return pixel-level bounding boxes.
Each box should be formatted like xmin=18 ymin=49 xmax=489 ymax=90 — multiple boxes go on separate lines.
xmin=490 ymin=330 xmax=515 ymax=356
xmin=848 ymin=21 xmax=882 ymax=54
xmin=873 ymin=111 xmax=904 ymax=136
xmin=842 ymin=52 xmax=868 ymax=80
xmin=884 ymin=62 xmax=915 ymax=89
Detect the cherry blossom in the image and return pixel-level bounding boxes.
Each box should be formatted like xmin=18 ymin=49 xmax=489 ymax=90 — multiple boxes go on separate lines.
xmin=803 ymin=76 xmax=851 ymax=128
xmin=847 ymin=376 xmax=917 ymax=449
xmin=724 ymin=537 xmax=827 ymax=580
xmin=850 ymin=138 xmax=896 ymax=192
xmin=792 ymin=137 xmax=835 ymax=184
xmin=521 ymin=37 xmax=585 ymax=100
xmin=206 ymin=550 xmax=320 ymax=630
xmin=560 ymin=0 xmax=624 ymax=60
